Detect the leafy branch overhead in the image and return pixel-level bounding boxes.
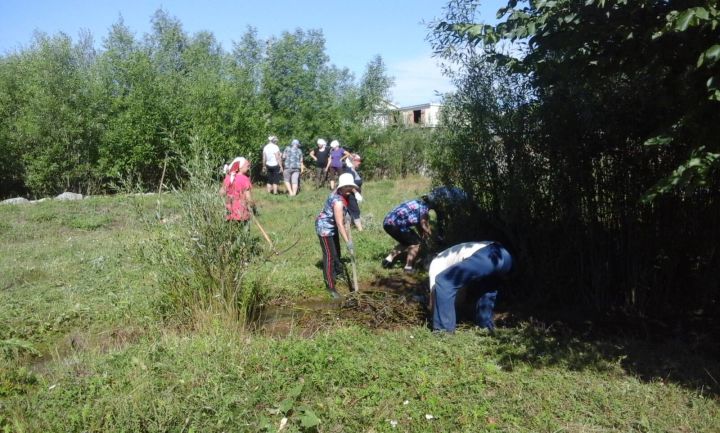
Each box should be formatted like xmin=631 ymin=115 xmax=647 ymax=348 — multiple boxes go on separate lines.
xmin=434 ymin=0 xmax=719 ymax=200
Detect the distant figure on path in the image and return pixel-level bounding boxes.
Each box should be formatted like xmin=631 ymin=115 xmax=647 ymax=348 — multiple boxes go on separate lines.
xmin=263 ymin=135 xmax=283 ymax=195
xmin=282 ymin=139 xmax=304 ymax=196
xmin=310 ymin=138 xmax=330 ymax=188
xmin=326 ymin=140 xmax=351 ymax=190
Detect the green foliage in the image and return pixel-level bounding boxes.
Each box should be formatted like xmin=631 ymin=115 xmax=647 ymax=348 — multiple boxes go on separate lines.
xmin=145 ymin=137 xmax=265 ymax=325
xmin=0 ymin=11 xmax=396 ymax=199
xmin=430 ymin=0 xmax=720 ymax=317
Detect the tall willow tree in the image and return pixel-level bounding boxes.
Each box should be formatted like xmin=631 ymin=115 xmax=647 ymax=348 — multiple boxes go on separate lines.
xmin=262 ymin=29 xmax=350 ymax=142
xmin=10 ymin=32 xmax=102 ymax=196
xmin=431 ymin=0 xmax=720 ymax=317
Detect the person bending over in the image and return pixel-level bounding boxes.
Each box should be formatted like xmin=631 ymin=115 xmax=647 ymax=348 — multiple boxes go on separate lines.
xmin=428 ymin=241 xmax=513 ymax=332
xmin=382 ymin=197 xmax=433 ymax=273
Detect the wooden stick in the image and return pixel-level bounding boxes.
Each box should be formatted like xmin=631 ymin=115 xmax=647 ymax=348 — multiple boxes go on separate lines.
xmin=347 ymin=221 xmax=359 ymax=292
xmin=253 ymin=218 xmax=274 ymax=249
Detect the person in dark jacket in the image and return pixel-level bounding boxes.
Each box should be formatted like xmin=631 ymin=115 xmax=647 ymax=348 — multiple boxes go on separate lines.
xmin=343 ymin=153 xmax=364 ymax=231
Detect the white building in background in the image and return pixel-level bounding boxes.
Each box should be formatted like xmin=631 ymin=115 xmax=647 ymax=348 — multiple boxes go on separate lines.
xmin=373 ymin=102 xmax=444 ymax=128
xmin=395 ymin=102 xmax=443 ymax=127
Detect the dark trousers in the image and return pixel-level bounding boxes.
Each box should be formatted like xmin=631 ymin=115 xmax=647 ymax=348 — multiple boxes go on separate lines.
xmin=315 ymin=167 xmax=328 ymax=188
xmin=318 ymin=233 xmax=342 ymax=291
xmin=346 ymin=193 xmax=361 ymax=222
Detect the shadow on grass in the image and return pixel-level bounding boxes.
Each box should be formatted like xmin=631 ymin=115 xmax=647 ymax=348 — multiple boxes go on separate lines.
xmin=491 ymin=308 xmax=720 ymax=397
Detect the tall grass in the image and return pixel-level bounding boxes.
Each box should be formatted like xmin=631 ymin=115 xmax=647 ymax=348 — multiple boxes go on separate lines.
xmin=144 ymin=138 xmax=264 ymax=328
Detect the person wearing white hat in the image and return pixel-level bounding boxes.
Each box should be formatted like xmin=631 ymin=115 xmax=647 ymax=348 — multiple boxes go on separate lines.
xmin=315 ymin=172 xmax=359 ymax=299
xmin=262 ymin=135 xmax=283 ymax=194
xmin=325 ymin=139 xmax=351 ymax=190
xmin=220 ymin=157 xmax=254 ymax=222
xmin=309 ymin=138 xmax=330 ymax=188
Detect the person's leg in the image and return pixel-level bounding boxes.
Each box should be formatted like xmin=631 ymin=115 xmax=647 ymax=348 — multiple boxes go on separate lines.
xmin=318 ymin=235 xmax=341 ymax=298
xmin=290 ymin=170 xmax=300 ymax=195
xmin=475 ymin=291 xmax=497 ymax=330
xmin=266 ymin=165 xmax=272 ymax=193
xmin=329 ymin=167 xmax=338 ymax=190
xmin=283 ymin=169 xmax=292 ymax=196
xmin=331 ymin=231 xmax=348 ymax=287
xmin=405 ymin=243 xmax=421 ymax=271
xmin=382 ymin=224 xmax=408 ymax=267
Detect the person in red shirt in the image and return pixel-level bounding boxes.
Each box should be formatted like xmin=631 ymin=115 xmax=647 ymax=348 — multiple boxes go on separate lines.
xmin=221 ymin=157 xmax=254 ymax=222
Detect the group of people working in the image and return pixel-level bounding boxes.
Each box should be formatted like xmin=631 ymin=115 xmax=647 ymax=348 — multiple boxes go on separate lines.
xmin=221 ymin=137 xmax=514 ymax=333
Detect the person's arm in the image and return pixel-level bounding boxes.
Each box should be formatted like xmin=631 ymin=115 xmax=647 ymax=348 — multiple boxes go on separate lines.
xmin=276 ymin=151 xmax=283 ymax=170
xmin=419 ymin=215 xmax=432 ymax=238
xmin=324 ymin=158 xmax=331 ymax=172
xmin=334 ymin=201 xmax=350 ymax=244
xmin=262 ymin=149 xmax=267 ymax=167
xmin=245 ymin=189 xmax=257 ymax=215
xmin=340 ymin=150 xmax=352 ymax=161
xmin=309 ymin=149 xmax=317 ymax=161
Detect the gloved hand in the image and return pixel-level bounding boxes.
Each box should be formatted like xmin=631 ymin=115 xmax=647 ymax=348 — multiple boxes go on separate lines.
xmin=251 ymin=205 xmax=258 ymax=216
xmin=347 ymin=241 xmax=355 ymax=255
xmin=354 ymin=191 xmax=363 ymax=203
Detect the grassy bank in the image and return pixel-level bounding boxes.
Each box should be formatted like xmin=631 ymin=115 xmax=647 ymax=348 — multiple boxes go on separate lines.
xmin=1 ymin=177 xmax=719 ymax=432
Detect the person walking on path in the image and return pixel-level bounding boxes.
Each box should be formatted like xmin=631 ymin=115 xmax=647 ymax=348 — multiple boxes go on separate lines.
xmin=315 ymin=173 xmax=359 ymax=299
xmin=220 ymin=157 xmax=254 ymax=223
xmin=428 ymin=242 xmax=513 ymax=332
xmin=309 ymin=138 xmax=330 ymax=188
xmin=282 ymin=139 xmax=304 ymax=196
xmin=382 ymin=197 xmax=433 ymax=273
xmin=262 ymin=135 xmax=283 ymax=195
xmin=325 ymin=140 xmax=351 ymax=190
xmin=343 ymin=153 xmax=364 ymax=231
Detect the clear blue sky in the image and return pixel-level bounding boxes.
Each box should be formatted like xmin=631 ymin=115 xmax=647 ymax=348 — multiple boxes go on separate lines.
xmin=0 ymin=0 xmax=505 ymax=107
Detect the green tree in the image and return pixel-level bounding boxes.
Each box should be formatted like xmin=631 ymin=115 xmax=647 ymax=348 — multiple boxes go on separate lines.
xmin=358 ymin=55 xmax=395 ymax=122
xmin=431 ymin=0 xmax=720 ymax=317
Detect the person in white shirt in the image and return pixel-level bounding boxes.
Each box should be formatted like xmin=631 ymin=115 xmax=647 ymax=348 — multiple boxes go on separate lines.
xmin=262 ymin=135 xmax=283 ymax=194
xmin=428 ymin=241 xmax=513 ymax=332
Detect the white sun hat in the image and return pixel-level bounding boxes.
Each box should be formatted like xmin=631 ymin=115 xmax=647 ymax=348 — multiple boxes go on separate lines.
xmin=337 ymin=173 xmax=359 ymax=189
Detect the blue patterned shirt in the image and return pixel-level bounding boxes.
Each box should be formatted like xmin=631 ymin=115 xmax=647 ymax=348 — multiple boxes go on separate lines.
xmin=383 ymin=199 xmax=430 ymax=232
xmin=315 ymin=192 xmax=348 ymax=236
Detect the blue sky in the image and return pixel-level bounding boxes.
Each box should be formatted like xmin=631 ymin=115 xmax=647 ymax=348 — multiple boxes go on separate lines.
xmin=0 ymin=0 xmax=505 ymax=107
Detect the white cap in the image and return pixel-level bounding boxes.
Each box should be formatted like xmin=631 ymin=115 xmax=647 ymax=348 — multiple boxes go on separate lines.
xmin=317 ymin=138 xmax=327 ymax=146
xmin=228 ymin=157 xmax=248 ymax=172
xmin=268 ymin=135 xmax=278 ymax=143
xmin=330 ymin=140 xmax=340 ymax=148
xmin=337 ymin=173 xmax=359 ymax=189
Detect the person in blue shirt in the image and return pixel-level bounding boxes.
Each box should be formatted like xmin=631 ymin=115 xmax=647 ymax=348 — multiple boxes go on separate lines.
xmin=382 ymin=197 xmax=433 ymax=273
xmin=428 ymin=241 xmax=513 ymax=332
